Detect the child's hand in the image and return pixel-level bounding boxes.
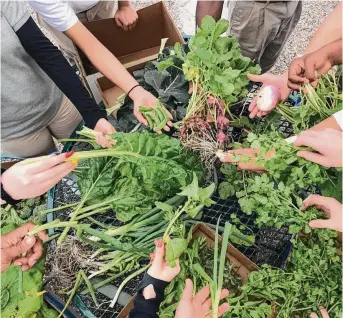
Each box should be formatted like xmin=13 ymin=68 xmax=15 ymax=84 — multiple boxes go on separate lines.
xmin=147 ymin=239 xmax=180 ymax=282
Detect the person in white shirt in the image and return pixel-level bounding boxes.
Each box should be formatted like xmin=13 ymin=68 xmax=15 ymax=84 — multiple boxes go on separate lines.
xmin=29 ymin=0 xmax=171 ymax=131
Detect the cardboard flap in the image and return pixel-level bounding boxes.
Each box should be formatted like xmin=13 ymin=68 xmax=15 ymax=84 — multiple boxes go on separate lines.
xmin=78 ymin=1 xmax=183 ymax=76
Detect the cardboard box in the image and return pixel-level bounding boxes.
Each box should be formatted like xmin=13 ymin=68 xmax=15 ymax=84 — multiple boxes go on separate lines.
xmin=117 ymin=224 xmax=258 ymax=318
xmin=75 ymin=1 xmax=184 ymax=109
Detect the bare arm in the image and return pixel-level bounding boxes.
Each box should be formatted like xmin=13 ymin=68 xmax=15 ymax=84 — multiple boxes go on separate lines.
xmin=65 ymin=21 xmax=138 ymax=94
xmin=304 ymin=2 xmax=342 ymax=55
xmin=195 ymin=0 xmax=224 ymax=27
xmin=308 ymin=115 xmax=342 ymax=132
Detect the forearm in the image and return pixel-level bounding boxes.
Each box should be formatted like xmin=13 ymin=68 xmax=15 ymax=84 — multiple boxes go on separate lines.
xmin=304 ymin=3 xmax=342 ymax=55
xmin=308 ymin=116 xmax=342 ymax=132
xmin=66 ymin=21 xmax=138 ymax=94
xmin=326 ymin=39 xmax=343 ymax=65
xmin=17 ymin=18 xmax=106 ymax=128
xmin=196 ymin=1 xmax=224 ymax=27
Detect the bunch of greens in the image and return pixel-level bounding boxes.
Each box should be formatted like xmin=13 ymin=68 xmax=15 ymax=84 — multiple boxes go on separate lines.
xmin=277 ymin=72 xmax=342 ymax=133
xmin=227 ymin=230 xmax=342 ymax=318
xmin=139 ymin=100 xmax=171 ymax=132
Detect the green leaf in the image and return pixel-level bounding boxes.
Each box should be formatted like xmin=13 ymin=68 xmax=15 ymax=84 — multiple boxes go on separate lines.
xmin=166 ymin=238 xmax=188 ymax=267
xmin=218 ymin=181 xmax=235 ymax=199
xmin=174 ymin=42 xmax=183 ymax=60
xmin=200 ymin=15 xmax=216 ymax=32
xmin=198 ymin=183 xmax=215 ymax=204
xmin=178 ymin=173 xmax=200 ymax=200
xmin=213 ymin=19 xmax=229 ymax=38
xmin=155 ymin=201 xmax=174 ymax=213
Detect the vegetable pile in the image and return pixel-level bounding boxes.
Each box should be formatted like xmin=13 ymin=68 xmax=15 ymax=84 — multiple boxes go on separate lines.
xmin=4 ymin=15 xmax=342 ymax=318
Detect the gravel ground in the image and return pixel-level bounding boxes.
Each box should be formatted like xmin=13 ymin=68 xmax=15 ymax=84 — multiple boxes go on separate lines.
xmin=134 ymin=0 xmax=339 ymax=74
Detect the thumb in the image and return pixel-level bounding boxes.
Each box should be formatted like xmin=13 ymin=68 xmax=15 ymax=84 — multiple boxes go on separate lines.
xmin=180 ymin=279 xmax=194 ymax=302
xmin=5 ymin=236 xmax=36 ymax=259
xmin=309 ymin=219 xmax=332 ymax=230
xmin=247 ymin=73 xmax=264 ymax=82
xmin=296 ymin=151 xmax=327 ymax=166
xmin=152 ymin=239 xmax=165 ymax=267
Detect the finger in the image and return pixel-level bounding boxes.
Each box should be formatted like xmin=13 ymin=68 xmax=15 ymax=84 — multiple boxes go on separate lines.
xmin=217 ymin=152 xmax=236 ymax=163
xmin=38 ymin=163 xmax=77 ymax=194
xmin=134 ymin=111 xmax=148 ymax=126
xmin=296 ymin=151 xmax=327 ymax=166
xmin=301 ymin=194 xmax=333 ymax=214
xmin=194 ymin=285 xmax=210 ymax=304
xmin=301 ymin=194 xmax=322 ymax=210
xmin=1 ymin=222 xmax=37 ymax=247
xmin=164 ymin=108 xmax=173 ymax=120
xmin=13 ymin=257 xmax=30 ymax=266
xmin=167 ymin=121 xmax=173 ymax=127
xmin=294 ymin=130 xmax=319 ymax=140
xmin=319 ymin=307 xmax=330 ymax=318
xmin=180 ymin=279 xmax=194 ymax=302
xmin=33 ymin=161 xmax=75 ymax=184
xmin=310 ymin=314 xmax=319 ymax=318
xmin=288 ymin=74 xmax=308 ymax=84
xmin=152 ymin=239 xmax=165 ymax=268
xmin=293 ymin=135 xmax=319 ymax=149
xmin=218 ymin=303 xmax=230 ymax=317
xmin=163 ymin=125 xmax=170 ymax=132
xmin=4 ymin=235 xmax=37 ymax=259
xmin=248 ymin=97 xmax=257 ymax=112
xmin=27 ymin=240 xmax=43 ymax=267
xmin=304 ymin=61 xmax=317 ymax=82
xmin=96 ymin=135 xmax=111 ymax=149
xmin=202 ymin=289 xmax=228 ymax=312
xmin=21 ymin=265 xmax=30 ymax=271
xmin=309 ymin=219 xmax=332 ymax=230
xmin=287 ymin=81 xmax=303 ymax=91
xmin=115 ymin=16 xmax=123 ymax=29
xmin=22 ymin=153 xmax=68 ymax=174
xmin=247 ymin=73 xmax=264 ymax=83
xmin=249 ymin=106 xmax=259 ymax=119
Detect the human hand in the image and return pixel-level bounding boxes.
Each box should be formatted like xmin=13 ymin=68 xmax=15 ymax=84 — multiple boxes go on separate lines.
xmin=217 ymin=148 xmax=272 ymax=172
xmin=93 ymin=118 xmax=117 ymax=148
xmin=301 ymin=195 xmax=342 ymax=232
xmin=1 ymin=222 xmax=49 ymax=272
xmin=114 ymin=2 xmax=138 ymax=31
xmin=247 ymin=73 xmax=291 ymax=118
xmin=148 ymin=239 xmax=180 ymax=282
xmin=131 ymin=87 xmax=173 ymax=133
xmin=294 ymin=129 xmax=343 ymax=167
xmin=288 ymin=47 xmax=335 ymax=91
xmin=310 ymin=307 xmax=330 ymax=318
xmin=1 ymin=153 xmax=77 ymax=201
xmin=175 ymin=279 xmax=230 ymax=318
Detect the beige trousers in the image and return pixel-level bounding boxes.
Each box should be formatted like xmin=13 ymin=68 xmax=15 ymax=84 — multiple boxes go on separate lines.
xmin=228 ymin=1 xmax=302 ymax=72
xmin=36 ymin=1 xmax=116 ymax=61
xmin=2 ymin=96 xmax=82 ymax=158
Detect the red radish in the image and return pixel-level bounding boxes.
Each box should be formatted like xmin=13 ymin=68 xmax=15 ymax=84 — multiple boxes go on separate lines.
xmin=216 ymin=131 xmax=227 ymax=143
xmin=217 ymin=116 xmax=229 ymax=128
xmin=256 ymin=85 xmax=281 ymax=112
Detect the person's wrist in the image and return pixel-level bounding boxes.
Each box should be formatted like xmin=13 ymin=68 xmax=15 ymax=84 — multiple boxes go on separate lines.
xmin=118 ymin=1 xmax=131 ymax=8
xmin=1 ymin=176 xmax=21 ymax=201
xmin=129 ymin=85 xmax=145 ymax=101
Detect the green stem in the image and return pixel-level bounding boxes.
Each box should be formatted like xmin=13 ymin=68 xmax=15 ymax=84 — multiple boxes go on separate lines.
xmin=110 ymin=264 xmax=151 ymax=308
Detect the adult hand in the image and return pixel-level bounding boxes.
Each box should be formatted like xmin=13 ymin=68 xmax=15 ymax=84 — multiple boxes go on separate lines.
xmin=310 ymin=307 xmax=330 ymax=318
xmin=114 ymin=2 xmax=138 ymax=31
xmin=93 ymin=118 xmax=117 ymax=148
xmin=175 ymin=279 xmax=230 ymax=318
xmin=1 ymin=222 xmax=49 ymax=272
xmin=247 ymin=73 xmax=291 ymax=118
xmin=217 ymin=148 xmax=272 ymax=171
xmin=1 ymin=153 xmax=77 ymax=201
xmin=301 ymin=195 xmax=342 ymax=232
xmin=131 ymin=86 xmax=173 ymax=133
xmin=294 ymin=129 xmax=343 ymax=167
xmin=148 ymin=239 xmax=180 ymax=282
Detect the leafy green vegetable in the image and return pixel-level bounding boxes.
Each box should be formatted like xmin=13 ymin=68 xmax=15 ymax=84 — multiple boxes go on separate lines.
xmin=75 ymin=130 xmax=204 ymax=222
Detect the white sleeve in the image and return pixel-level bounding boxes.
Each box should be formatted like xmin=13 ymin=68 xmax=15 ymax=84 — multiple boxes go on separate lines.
xmin=28 ymin=0 xmax=78 ymax=32
xmin=333 ymin=110 xmax=343 ymax=130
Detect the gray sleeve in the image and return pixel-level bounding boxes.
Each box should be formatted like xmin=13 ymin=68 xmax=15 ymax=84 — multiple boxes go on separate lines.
xmin=1 ymin=0 xmax=31 ymax=31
